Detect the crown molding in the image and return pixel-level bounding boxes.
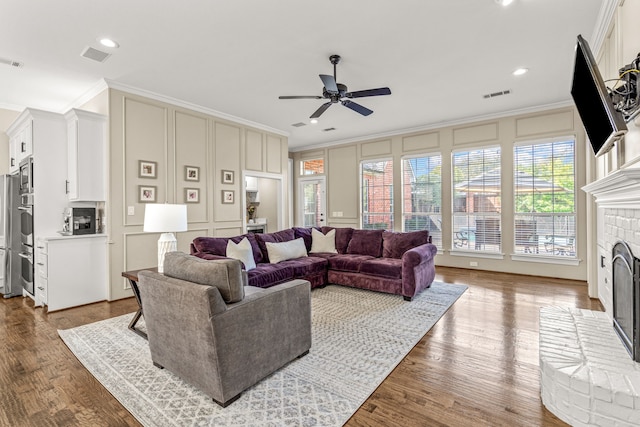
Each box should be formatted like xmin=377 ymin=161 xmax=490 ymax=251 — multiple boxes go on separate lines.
xmin=103 ymin=79 xmax=289 ymax=137
xmin=590 ymin=0 xmax=620 ymax=56
xmin=62 ymin=79 xmax=109 ymax=113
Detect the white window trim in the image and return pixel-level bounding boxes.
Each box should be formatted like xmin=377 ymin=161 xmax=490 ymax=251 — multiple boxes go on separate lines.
xmin=359 ymin=157 xmax=393 ymax=230
xmin=400 ymin=152 xmax=442 ymax=237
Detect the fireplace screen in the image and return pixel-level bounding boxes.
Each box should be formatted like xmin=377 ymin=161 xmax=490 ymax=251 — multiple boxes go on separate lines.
xmin=612 ymin=241 xmax=640 ymax=362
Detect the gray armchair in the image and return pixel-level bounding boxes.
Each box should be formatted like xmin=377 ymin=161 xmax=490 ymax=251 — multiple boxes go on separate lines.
xmin=137 ymin=252 xmax=312 ymax=407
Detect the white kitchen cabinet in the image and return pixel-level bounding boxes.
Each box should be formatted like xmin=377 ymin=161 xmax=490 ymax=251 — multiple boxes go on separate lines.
xmin=64 ymin=109 xmax=107 ymax=201
xmin=8 ymin=121 xmax=32 ymax=173
xmin=36 ymin=235 xmax=108 ymax=312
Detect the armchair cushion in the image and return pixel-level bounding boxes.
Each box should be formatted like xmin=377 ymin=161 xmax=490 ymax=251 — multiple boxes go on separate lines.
xmin=163 ymin=252 xmax=245 ymax=303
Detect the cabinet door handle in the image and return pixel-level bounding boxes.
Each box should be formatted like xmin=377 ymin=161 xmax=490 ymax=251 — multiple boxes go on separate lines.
xmin=10 ymin=158 xmax=15 ymax=167
xmin=65 ymin=180 xmax=69 ymax=194
xmin=21 ymin=142 xmax=26 ymax=152
xmin=37 ymin=262 xmax=44 ymax=266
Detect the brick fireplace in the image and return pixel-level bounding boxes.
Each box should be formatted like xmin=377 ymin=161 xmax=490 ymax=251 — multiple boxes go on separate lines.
xmin=538 ymin=169 xmax=640 ymax=426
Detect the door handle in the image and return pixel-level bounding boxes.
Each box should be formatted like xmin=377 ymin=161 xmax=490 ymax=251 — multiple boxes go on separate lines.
xmin=18 ymin=252 xmax=32 ymax=261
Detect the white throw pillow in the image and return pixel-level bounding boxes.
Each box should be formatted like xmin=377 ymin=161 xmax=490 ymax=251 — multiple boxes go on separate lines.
xmin=226 ymin=237 xmax=256 ymax=271
xmin=266 ymin=238 xmax=308 ymax=264
xmin=310 ymin=228 xmax=337 ymax=253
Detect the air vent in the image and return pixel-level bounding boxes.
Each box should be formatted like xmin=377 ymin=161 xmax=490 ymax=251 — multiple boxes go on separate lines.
xmin=81 ymin=46 xmax=111 ymax=63
xmin=483 ymin=89 xmax=511 ymax=99
xmin=291 ymin=122 xmax=306 ymax=127
xmin=322 ymin=127 xmax=336 ymax=132
xmin=0 ymin=57 xmax=23 ymax=68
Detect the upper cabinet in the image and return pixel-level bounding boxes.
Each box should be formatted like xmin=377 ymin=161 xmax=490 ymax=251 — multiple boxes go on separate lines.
xmin=8 ymin=120 xmax=33 ymax=173
xmin=64 ymin=109 xmax=107 ymax=201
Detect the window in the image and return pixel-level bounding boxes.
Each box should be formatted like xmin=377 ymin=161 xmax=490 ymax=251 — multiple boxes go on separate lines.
xmin=452 ymin=147 xmax=501 ymax=252
xmin=300 ymin=159 xmax=324 ymax=175
xmin=514 ymin=139 xmax=575 ymax=257
xmin=402 ymin=154 xmax=442 ymax=247
xmin=361 ymin=160 xmax=393 ymax=230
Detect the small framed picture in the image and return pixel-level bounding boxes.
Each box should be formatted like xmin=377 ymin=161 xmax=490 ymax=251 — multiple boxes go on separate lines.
xmin=185 ymin=166 xmax=199 ymax=182
xmin=139 ymin=160 xmax=157 ymax=179
xmin=222 ymin=190 xmax=234 ymax=204
xmin=221 ymin=170 xmax=234 ymax=184
xmin=138 ymin=185 xmax=157 ymax=203
xmin=185 ymin=188 xmax=199 ymax=203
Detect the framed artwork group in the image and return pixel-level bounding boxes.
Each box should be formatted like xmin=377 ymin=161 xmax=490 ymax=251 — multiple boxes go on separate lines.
xmin=136 ymin=161 xmax=238 ymax=206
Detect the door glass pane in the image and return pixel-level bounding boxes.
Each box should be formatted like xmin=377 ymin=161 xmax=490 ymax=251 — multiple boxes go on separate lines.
xmin=302 ymin=182 xmax=323 ymax=227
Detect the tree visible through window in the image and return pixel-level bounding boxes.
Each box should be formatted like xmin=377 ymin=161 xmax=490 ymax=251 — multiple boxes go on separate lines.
xmin=514 ymin=139 xmax=575 ymax=257
xmin=402 ymin=155 xmax=442 ymax=247
xmin=452 ymin=147 xmax=501 ymax=252
xmin=361 ymin=160 xmax=393 ymax=230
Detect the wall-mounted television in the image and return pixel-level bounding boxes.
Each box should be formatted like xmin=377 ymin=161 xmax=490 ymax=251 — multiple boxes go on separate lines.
xmin=571 ymin=34 xmax=627 ymax=157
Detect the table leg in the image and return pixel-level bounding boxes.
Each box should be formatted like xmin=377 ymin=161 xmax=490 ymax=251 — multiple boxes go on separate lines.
xmin=126 ymin=278 xmax=148 ymax=340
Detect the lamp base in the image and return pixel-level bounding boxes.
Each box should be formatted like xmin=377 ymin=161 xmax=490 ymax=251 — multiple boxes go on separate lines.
xmin=157 ymin=232 xmax=177 ymax=273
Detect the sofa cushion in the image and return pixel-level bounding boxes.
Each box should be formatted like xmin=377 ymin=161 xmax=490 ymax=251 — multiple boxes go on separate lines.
xmin=226 ymin=237 xmax=256 ymax=270
xmin=310 ymin=228 xmax=338 ymax=254
xmin=293 ymin=227 xmax=319 ymax=252
xmin=359 ymin=257 xmax=403 ymax=279
xmin=382 ymin=230 xmax=431 ymax=259
xmin=163 ymin=252 xmax=245 ymax=303
xmin=321 ymin=227 xmax=353 ymax=254
xmin=278 ymin=256 xmax=328 ymax=279
xmin=255 ymin=229 xmax=296 ymax=262
xmin=247 ymin=263 xmax=294 ymax=288
xmin=327 ymin=254 xmax=374 ymax=273
xmin=266 ymin=238 xmax=308 ymax=264
xmin=192 ymin=233 xmax=263 ymax=264
xmin=346 ymin=229 xmax=384 ymax=257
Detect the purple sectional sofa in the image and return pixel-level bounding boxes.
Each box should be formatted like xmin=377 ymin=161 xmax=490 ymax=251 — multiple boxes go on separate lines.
xmin=190 ymin=226 xmax=437 ymax=301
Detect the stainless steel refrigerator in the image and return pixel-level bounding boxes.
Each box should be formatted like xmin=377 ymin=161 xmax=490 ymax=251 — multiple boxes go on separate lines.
xmin=0 ymin=174 xmax=22 ymax=298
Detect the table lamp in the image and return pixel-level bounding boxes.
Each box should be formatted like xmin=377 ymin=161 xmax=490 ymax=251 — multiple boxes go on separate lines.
xmin=143 ymin=203 xmax=188 ymax=273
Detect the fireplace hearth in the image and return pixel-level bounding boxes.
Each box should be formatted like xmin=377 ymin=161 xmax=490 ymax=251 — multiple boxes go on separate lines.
xmin=612 ymin=241 xmax=640 ymax=362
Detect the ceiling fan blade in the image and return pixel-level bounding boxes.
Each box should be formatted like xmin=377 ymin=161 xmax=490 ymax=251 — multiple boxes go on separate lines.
xmin=319 ymin=74 xmax=339 ymax=93
xmin=279 ymin=95 xmax=323 ymax=99
xmin=341 ymin=100 xmax=373 ymax=116
xmin=310 ymin=102 xmax=332 ymax=119
xmin=345 ymin=87 xmax=392 ymax=98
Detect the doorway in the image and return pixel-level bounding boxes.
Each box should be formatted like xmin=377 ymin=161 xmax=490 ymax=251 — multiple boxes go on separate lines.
xmin=298 ymin=177 xmax=326 ymax=227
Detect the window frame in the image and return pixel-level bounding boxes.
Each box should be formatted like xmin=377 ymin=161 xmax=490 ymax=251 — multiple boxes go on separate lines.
xmin=359 ymin=157 xmax=394 ymax=230
xmin=401 ymin=152 xmax=442 ymax=248
xmin=512 ymin=136 xmax=577 ymax=260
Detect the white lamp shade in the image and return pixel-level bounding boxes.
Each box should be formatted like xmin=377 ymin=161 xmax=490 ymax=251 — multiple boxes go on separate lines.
xmin=143 ymin=204 xmax=188 ymax=232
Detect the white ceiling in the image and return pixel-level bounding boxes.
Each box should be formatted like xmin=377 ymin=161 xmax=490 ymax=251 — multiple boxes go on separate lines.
xmin=0 ymin=0 xmax=606 ymax=150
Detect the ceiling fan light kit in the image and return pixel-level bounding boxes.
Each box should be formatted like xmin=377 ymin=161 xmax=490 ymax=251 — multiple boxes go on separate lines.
xmin=279 ymin=54 xmax=391 ymax=119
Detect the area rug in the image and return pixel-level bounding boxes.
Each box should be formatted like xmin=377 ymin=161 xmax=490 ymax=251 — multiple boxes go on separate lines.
xmin=59 ymin=282 xmax=467 ymax=427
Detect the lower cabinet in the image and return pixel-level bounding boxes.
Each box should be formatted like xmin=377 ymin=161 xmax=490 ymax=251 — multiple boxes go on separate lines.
xmin=35 ymin=235 xmax=108 ymax=312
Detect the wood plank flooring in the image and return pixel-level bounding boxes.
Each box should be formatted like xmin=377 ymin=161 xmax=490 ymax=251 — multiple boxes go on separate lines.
xmin=0 ymin=267 xmax=602 ymax=426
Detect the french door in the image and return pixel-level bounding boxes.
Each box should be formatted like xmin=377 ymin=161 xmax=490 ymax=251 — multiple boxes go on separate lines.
xmin=298 ymin=177 xmax=326 ymax=227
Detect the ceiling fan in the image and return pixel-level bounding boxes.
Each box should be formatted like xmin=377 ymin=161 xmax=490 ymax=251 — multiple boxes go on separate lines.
xmin=279 ymin=54 xmax=391 ymax=119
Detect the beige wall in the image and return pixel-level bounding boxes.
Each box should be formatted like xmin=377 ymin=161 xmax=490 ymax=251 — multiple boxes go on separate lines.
xmin=107 ymin=89 xmax=288 ymax=300
xmin=293 ymin=106 xmax=589 ymax=281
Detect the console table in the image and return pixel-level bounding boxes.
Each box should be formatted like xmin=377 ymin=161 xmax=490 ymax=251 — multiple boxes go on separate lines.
xmin=121 ymin=267 xmax=158 ymax=339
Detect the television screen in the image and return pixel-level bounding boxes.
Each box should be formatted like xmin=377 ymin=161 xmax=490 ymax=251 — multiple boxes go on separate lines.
xmin=571 ymin=35 xmax=627 ymax=157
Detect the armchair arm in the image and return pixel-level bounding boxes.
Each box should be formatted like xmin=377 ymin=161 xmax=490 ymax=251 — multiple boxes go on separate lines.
xmin=402 ymin=243 xmax=438 ymax=299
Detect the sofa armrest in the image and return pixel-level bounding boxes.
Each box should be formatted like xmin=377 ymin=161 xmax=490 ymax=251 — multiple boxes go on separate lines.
xmin=401 ymin=243 xmax=438 ymax=299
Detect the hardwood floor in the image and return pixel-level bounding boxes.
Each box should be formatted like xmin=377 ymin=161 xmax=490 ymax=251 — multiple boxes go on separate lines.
xmin=0 ymin=267 xmax=601 ymax=426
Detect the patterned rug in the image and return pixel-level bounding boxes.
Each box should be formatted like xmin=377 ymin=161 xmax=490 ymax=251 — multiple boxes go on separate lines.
xmin=59 ymin=282 xmax=466 ymax=426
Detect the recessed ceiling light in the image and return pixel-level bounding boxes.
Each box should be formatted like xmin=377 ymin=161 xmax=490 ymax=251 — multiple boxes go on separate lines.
xmin=310 ymin=118 xmax=318 ymax=124
xmin=513 ymin=68 xmax=528 ymax=76
xmin=496 ymin=0 xmax=514 ymax=6
xmin=98 ymin=38 xmax=119 ymax=48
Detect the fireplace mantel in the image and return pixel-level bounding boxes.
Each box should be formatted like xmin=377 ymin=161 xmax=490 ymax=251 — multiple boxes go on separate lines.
xmin=582 ymin=168 xmax=640 ymax=209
